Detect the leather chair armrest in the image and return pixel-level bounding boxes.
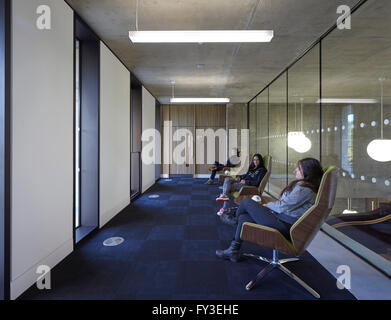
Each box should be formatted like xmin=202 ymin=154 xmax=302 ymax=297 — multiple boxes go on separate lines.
xmin=237 ymin=186 xmax=258 ymax=196
xmin=233 ymin=186 xmax=259 ymax=205
xmin=261 ymin=196 xmax=276 ymax=205
xmin=240 ymin=223 xmax=296 ymax=256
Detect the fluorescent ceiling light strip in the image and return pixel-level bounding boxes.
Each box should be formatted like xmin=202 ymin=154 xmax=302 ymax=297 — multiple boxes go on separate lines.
xmin=317 ymin=98 xmax=378 ymax=104
xmin=170 ymin=98 xmax=230 ymax=104
xmin=129 ymin=30 xmax=274 ymax=43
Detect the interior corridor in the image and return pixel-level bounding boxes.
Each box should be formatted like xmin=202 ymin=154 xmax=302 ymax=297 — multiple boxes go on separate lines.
xmin=19 ymin=178 xmax=354 ymax=300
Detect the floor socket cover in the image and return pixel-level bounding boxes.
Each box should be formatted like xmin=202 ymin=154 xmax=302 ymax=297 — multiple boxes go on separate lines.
xmin=103 ymin=237 xmax=125 ymax=247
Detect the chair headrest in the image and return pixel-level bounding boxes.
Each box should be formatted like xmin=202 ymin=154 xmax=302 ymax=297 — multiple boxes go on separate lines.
xmin=263 ymin=155 xmax=272 ymax=170
xmin=314 ymin=166 xmax=338 ymax=208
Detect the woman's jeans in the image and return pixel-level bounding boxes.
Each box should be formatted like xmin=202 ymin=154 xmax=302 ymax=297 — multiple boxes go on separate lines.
xmin=234 ymin=198 xmax=292 ymax=242
xmin=222 ymin=177 xmax=243 ymax=211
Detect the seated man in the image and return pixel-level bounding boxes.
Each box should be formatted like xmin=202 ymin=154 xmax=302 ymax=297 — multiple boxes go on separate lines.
xmin=215 ymin=153 xmax=267 ymax=215
xmin=205 ymin=147 xmax=241 ymax=185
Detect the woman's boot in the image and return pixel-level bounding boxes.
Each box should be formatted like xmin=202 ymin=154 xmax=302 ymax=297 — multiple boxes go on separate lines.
xmin=216 ymin=240 xmax=241 ymax=262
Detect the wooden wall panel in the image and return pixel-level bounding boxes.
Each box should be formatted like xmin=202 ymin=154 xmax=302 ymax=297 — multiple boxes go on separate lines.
xmin=161 ymin=105 xmax=171 ymax=176
xmin=161 ymin=104 xmax=227 ymax=176
xmin=195 ymin=126 xmax=227 ymax=174
xmin=195 ymin=105 xmax=226 ymax=128
xmin=227 ymin=103 xmax=248 ymax=154
xmin=170 ymin=105 xmax=194 ymax=127
xmin=170 ymin=126 xmax=194 ymax=175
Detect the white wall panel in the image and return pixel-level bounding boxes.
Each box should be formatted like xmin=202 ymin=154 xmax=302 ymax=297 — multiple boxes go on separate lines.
xmin=100 ymin=42 xmax=130 ymax=228
xmin=11 ymin=0 xmax=73 ymax=299
xmin=142 ymin=87 xmax=156 ymax=192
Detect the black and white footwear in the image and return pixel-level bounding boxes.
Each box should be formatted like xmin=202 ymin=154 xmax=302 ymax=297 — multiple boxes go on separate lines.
xmin=216 ymin=194 xmax=229 ymax=202
xmin=216 ymin=208 xmax=225 ymax=216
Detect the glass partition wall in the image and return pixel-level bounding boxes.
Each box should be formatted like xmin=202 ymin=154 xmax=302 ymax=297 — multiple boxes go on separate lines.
xmin=256 ymin=89 xmax=269 ymax=155
xmin=269 ymin=74 xmax=287 ymax=197
xmin=247 ymin=0 xmax=391 ymax=276
xmin=249 ymin=99 xmax=257 ymax=156
xmin=321 ymin=0 xmax=391 ymax=273
xmin=257 ymin=89 xmax=269 ymax=192
xmin=288 ymin=44 xmax=320 ymax=185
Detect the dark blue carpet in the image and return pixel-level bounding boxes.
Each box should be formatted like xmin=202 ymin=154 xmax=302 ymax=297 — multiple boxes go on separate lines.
xmin=19 ymin=178 xmax=355 ymax=300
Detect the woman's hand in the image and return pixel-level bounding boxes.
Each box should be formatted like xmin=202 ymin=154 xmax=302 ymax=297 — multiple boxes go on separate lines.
xmin=240 ymin=179 xmax=246 ymax=184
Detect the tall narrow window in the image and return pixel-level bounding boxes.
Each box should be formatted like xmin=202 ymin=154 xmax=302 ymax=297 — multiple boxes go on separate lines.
xmin=74 ymin=18 xmax=100 ymax=243
xmin=130 ymin=81 xmax=142 ymax=198
xmin=0 ymin=0 xmax=10 ymax=300
xmin=75 ymin=39 xmax=81 ymax=229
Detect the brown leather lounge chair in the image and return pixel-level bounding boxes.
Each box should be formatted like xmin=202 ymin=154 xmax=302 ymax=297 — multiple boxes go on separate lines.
xmin=240 ymin=166 xmax=338 ymax=298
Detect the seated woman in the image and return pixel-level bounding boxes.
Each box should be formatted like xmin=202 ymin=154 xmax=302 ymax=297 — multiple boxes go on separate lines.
xmin=216 ymin=157 xmax=324 ymax=262
xmin=216 ymin=154 xmax=267 ymax=215
xmin=205 ymin=147 xmax=241 ymax=185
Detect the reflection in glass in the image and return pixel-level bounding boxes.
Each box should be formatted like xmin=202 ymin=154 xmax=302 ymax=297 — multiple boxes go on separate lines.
xmin=367 ymin=78 xmax=391 ymax=162
xmin=249 ymin=99 xmax=257 ymax=156
xmin=257 ymin=89 xmax=269 ymax=192
xmin=288 ymin=43 xmax=320 ymax=184
xmin=256 ymin=89 xmax=269 ymax=156
xmin=322 ymin=0 xmax=391 ymax=268
xmin=288 ymin=98 xmax=312 ymax=153
xmin=246 ymin=0 xmax=390 ymax=273
xmin=269 ymin=73 xmax=287 ymax=196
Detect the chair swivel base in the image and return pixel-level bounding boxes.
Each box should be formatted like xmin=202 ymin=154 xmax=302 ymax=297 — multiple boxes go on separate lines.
xmin=243 ymin=249 xmax=320 ymax=299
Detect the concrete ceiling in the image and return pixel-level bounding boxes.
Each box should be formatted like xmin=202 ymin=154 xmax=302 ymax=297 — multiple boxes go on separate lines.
xmin=67 ymin=0 xmax=362 ymax=103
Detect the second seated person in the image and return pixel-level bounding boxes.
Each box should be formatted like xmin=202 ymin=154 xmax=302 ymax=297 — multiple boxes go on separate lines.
xmin=216 ymin=154 xmax=267 ymax=215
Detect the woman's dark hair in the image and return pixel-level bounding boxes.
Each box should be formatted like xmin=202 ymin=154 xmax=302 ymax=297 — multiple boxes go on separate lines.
xmin=249 ymin=154 xmax=265 ymax=171
xmin=280 ymin=158 xmax=324 ymax=196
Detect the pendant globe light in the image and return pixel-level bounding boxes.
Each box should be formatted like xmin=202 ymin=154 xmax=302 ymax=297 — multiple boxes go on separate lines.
xmin=288 ymin=100 xmax=300 ymax=150
xmin=367 ymin=78 xmax=391 ymax=162
xmin=288 ymin=98 xmax=312 ymax=153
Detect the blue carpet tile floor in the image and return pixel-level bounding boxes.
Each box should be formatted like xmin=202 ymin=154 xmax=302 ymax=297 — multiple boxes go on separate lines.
xmin=20 ymin=177 xmax=355 ymax=300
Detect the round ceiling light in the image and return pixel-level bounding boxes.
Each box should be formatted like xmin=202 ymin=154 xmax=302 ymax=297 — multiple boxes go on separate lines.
xmin=367 ymin=139 xmax=391 ymax=162
xmin=367 ymin=78 xmax=391 ymax=162
xmin=288 ymin=131 xmax=312 ymax=153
